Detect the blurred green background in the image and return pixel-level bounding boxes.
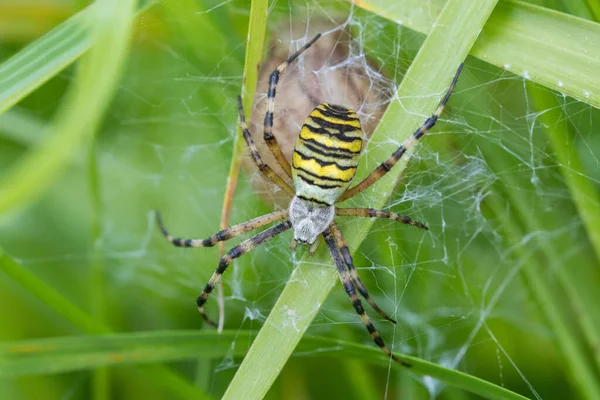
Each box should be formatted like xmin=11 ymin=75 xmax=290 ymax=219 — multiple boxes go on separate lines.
xmin=1 ymin=0 xmax=600 ymax=399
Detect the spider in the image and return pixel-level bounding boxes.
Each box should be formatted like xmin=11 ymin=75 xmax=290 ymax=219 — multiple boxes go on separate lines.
xmin=156 ymin=33 xmax=463 ymax=367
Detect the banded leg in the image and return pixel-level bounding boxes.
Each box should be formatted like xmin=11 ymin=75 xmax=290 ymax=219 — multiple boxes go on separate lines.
xmin=336 ymin=208 xmax=428 ymax=230
xmin=238 ymin=96 xmax=295 ymax=197
xmin=338 ymin=63 xmax=464 ymax=202
xmin=329 ymin=222 xmax=397 ymax=324
xmin=156 ymin=210 xmax=288 ymax=248
xmin=323 ymin=228 xmax=410 ymax=367
xmin=264 ymin=33 xmax=322 ymax=177
xmin=197 ymin=220 xmax=293 ymax=325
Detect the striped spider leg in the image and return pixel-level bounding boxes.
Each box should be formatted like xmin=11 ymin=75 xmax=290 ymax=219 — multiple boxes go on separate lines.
xmin=323 ymin=225 xmax=410 ymax=367
xmin=238 ymin=96 xmax=295 ymax=197
xmin=329 ymin=222 xmax=396 ymax=323
xmin=156 ymin=210 xmax=290 ymax=325
xmin=335 ymin=208 xmax=428 ymax=230
xmin=337 ymin=63 xmax=464 ymax=202
xmin=263 ymin=33 xmax=322 ymax=178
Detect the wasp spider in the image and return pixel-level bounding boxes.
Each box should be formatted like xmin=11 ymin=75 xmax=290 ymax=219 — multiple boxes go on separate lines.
xmin=157 ymin=33 xmax=463 ymax=367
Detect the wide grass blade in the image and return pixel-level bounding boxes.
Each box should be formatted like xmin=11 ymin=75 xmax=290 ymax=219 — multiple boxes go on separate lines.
xmin=481 ymin=189 xmax=600 ymax=399
xmin=215 ymin=0 xmax=269 ymax=331
xmin=222 ymin=0 xmax=499 ymax=398
xmin=0 ymin=330 xmax=530 ymax=400
xmin=0 ymin=0 xmax=139 ymax=216
xmin=0 ymin=249 xmax=211 ymax=400
xmin=0 ymin=1 xmax=155 ymax=116
xmin=348 ymin=0 xmax=600 ymax=109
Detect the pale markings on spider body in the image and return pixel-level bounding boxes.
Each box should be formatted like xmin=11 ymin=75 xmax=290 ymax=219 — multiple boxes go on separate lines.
xmin=156 ymin=33 xmax=464 ymax=368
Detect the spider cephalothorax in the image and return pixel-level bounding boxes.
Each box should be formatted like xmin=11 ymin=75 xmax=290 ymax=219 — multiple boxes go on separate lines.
xmin=157 ymin=33 xmax=463 ymax=367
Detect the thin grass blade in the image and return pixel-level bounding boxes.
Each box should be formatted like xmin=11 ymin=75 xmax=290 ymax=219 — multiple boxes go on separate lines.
xmin=0 ymin=330 xmax=529 ymax=400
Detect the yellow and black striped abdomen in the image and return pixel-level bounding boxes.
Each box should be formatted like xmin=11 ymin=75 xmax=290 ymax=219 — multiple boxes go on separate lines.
xmin=292 ymin=103 xmax=363 ymax=206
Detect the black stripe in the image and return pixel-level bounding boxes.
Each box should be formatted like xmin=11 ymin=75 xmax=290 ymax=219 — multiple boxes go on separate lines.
xmin=308 ymin=116 xmax=362 ymax=136
xmin=353 ymin=299 xmax=365 ymax=314
xmin=297 ymin=166 xmax=352 ymax=183
xmin=302 ymin=140 xmax=357 ymax=159
xmin=298 ymin=174 xmax=344 ymax=189
xmin=269 ymin=70 xmax=279 ymax=87
xmin=301 ymin=137 xmax=360 ymax=155
xmin=294 ymin=150 xmax=357 ymax=170
xmin=392 ymin=146 xmax=406 ymax=158
xmin=297 ymin=195 xmax=332 ymax=206
xmin=317 ymin=105 xmax=360 ymax=122
xmin=366 ymin=323 xmax=376 ymax=334
xmin=264 ymin=112 xmax=274 ymax=129
xmin=303 ymin=124 xmax=363 ymax=143
xmin=324 ymin=103 xmax=349 ymax=113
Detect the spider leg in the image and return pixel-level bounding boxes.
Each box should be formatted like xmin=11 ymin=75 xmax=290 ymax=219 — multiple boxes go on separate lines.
xmin=323 ymin=227 xmax=410 ymax=367
xmin=335 ymin=208 xmax=427 ymax=230
xmin=264 ymin=33 xmax=322 ymax=177
xmin=329 ymin=222 xmax=397 ymax=324
xmin=238 ymin=96 xmax=295 ymax=197
xmin=155 ymin=210 xmax=288 ymax=248
xmin=197 ymin=220 xmax=293 ymax=326
xmin=338 ymin=63 xmax=464 ymax=202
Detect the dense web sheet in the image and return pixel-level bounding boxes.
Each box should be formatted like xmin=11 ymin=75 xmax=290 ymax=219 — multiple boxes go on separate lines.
xmin=3 ymin=1 xmax=600 ymax=399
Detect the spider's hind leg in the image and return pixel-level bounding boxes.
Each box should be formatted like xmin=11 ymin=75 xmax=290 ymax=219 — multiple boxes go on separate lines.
xmin=324 ymin=227 xmax=410 ymax=366
xmin=196 ymin=221 xmax=293 ymax=325
xmin=330 ymin=222 xmax=397 ymax=324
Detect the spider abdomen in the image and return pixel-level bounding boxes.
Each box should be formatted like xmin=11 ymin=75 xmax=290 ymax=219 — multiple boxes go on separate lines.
xmin=292 ymin=103 xmax=363 ymax=206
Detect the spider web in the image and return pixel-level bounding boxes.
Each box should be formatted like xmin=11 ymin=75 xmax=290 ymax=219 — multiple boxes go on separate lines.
xmin=2 ymin=0 xmax=599 ymax=399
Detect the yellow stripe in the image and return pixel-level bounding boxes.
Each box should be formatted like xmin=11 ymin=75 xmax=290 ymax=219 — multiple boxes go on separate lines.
xmin=295 ymin=149 xmax=357 ymax=168
xmin=299 ymin=127 xmax=362 ymax=153
xmin=293 ymin=153 xmax=356 ymax=181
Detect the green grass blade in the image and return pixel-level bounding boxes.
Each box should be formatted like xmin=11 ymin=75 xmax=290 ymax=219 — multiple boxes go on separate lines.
xmin=222 ymin=1 xmax=499 ymax=398
xmin=0 ymin=108 xmax=46 ymax=146
xmin=482 ymin=190 xmax=600 ymax=400
xmin=0 ymin=0 xmax=136 ymax=216
xmin=0 ymin=248 xmax=211 ymax=400
xmin=0 ymin=7 xmax=92 ymax=115
xmin=215 ymin=0 xmax=268 ymax=330
xmin=0 ymin=248 xmax=108 ymax=334
xmin=349 ymin=0 xmax=600 ymax=109
xmin=0 ymin=1 xmax=155 ymax=116
xmin=89 ymin=122 xmax=108 ymax=400
xmin=0 ymin=330 xmax=529 ymax=400
xmin=586 ymin=0 xmax=600 ymax=20
xmin=529 ymin=84 xmax=600 ymax=373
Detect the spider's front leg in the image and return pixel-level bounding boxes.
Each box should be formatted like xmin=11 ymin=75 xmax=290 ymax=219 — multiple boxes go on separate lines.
xmin=338 ymin=63 xmax=464 ymax=202
xmin=263 ymin=33 xmax=322 ymax=177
